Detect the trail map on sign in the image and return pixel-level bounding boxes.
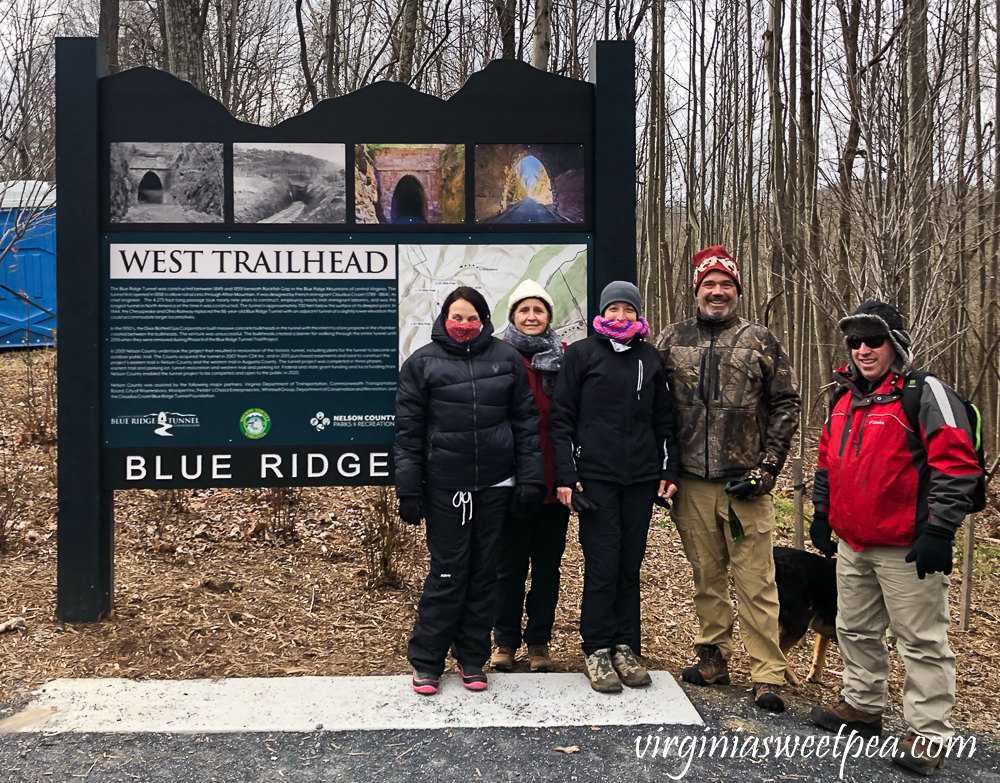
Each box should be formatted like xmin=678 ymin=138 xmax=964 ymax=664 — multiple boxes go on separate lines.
xmin=397 ymin=243 xmax=588 ymax=363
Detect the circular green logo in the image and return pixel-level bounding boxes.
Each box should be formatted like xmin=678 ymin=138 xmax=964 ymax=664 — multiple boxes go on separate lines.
xmin=239 ymin=408 xmax=271 ymax=439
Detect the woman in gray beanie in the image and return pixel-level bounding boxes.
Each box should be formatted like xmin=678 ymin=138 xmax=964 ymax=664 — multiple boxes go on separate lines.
xmin=550 ymin=281 xmax=679 ymax=693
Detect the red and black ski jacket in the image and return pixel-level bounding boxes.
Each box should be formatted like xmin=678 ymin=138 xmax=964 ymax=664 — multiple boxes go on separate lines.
xmin=813 ymin=366 xmax=980 ymax=551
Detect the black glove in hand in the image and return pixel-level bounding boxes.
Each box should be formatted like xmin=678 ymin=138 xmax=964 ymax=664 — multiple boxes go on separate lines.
xmin=905 ymin=525 xmax=955 ymax=579
xmin=810 ymin=508 xmax=835 ymax=558
xmin=571 ymin=490 xmax=598 ymax=513
xmin=511 ymin=483 xmax=545 ymax=518
xmin=398 ymin=496 xmax=423 ymax=526
xmin=730 ymin=465 xmax=778 ymax=500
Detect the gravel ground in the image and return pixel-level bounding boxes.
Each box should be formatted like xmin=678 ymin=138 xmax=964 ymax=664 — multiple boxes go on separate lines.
xmin=2 ymin=681 xmax=999 ymax=783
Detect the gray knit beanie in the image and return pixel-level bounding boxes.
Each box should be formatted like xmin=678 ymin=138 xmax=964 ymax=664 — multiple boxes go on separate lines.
xmin=599 ymin=281 xmax=641 ymax=316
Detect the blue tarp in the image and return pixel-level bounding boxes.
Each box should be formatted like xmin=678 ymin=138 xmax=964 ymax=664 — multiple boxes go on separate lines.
xmin=0 ymin=206 xmax=56 ymax=348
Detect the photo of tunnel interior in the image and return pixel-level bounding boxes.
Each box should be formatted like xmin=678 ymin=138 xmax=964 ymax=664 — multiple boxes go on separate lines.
xmin=474 ymin=144 xmax=586 ymax=225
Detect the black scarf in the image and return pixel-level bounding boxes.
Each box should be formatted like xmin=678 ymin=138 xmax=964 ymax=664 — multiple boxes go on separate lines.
xmin=503 ymin=324 xmax=564 ymax=397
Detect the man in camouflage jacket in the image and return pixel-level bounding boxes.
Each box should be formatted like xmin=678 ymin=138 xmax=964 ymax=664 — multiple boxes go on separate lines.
xmin=656 ymin=246 xmax=801 ymax=713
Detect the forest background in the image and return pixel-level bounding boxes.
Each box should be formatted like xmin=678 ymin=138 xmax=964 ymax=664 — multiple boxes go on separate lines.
xmin=4 ymin=0 xmax=999 ymax=444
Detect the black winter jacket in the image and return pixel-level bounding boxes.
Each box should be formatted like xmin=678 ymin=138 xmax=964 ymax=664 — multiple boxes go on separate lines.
xmin=550 ymin=334 xmax=679 ymax=487
xmin=394 ymin=314 xmax=544 ymax=496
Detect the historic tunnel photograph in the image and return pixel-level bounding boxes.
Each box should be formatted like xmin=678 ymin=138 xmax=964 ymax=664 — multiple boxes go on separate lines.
xmin=233 ymin=143 xmax=346 ymax=224
xmin=474 ymin=144 xmax=586 ymax=224
xmin=109 ymin=142 xmax=224 ymax=223
xmin=354 ymin=144 xmax=465 ymax=224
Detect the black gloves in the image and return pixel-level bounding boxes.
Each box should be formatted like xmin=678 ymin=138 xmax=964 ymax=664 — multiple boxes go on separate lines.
xmin=810 ymin=508 xmax=836 ymax=558
xmin=570 ymin=490 xmax=598 ymax=513
xmin=511 ymin=483 xmax=546 ymax=519
xmin=728 ymin=464 xmax=778 ymax=500
xmin=905 ymin=525 xmax=955 ymax=579
xmin=398 ymin=496 xmax=423 ymax=526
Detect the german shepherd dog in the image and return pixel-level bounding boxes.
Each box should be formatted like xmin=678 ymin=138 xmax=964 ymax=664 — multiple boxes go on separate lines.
xmin=773 ymin=546 xmax=838 ymax=685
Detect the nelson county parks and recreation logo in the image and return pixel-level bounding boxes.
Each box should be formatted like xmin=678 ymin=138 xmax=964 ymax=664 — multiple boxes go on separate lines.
xmin=239 ymin=408 xmax=271 ymax=439
xmin=109 ymin=411 xmax=201 ymax=437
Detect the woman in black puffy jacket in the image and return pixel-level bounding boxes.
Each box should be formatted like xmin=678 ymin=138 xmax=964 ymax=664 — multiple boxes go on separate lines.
xmin=395 ymin=286 xmax=545 ymax=695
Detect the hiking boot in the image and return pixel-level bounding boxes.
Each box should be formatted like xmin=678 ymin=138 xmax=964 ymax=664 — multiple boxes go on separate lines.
xmin=681 ymin=644 xmax=730 ymax=686
xmin=457 ymin=662 xmax=488 ymax=691
xmin=490 ymin=646 xmax=516 ymax=672
xmin=611 ymin=644 xmax=652 ymax=687
xmin=810 ymin=700 xmax=883 ymax=737
xmin=753 ymin=682 xmax=785 ymax=713
xmin=411 ymin=670 xmax=440 ymax=695
xmin=893 ymin=730 xmax=948 ymax=775
xmin=527 ymin=644 xmax=554 ymax=673
xmin=584 ymin=649 xmax=623 ymax=693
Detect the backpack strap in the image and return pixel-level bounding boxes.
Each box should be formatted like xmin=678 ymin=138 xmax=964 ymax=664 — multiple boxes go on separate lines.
xmin=900 ymin=369 xmax=932 ymax=440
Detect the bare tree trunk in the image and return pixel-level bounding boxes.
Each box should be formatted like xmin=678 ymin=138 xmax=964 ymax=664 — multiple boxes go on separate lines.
xmin=493 ymin=0 xmax=517 ymax=59
xmin=532 ymin=0 xmax=551 ymax=70
xmin=398 ymin=0 xmax=421 ymax=83
xmin=162 ymin=0 xmax=207 ymax=92
xmin=906 ymin=0 xmax=931 ymax=322
xmin=99 ymin=0 xmax=120 ymax=73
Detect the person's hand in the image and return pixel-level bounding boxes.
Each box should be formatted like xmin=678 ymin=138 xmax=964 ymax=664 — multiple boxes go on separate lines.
xmin=905 ymin=525 xmax=955 ymax=579
xmin=558 ymin=482 xmax=585 ymax=510
xmin=809 ymin=507 xmax=835 ymax=558
xmin=654 ymin=480 xmax=677 ymax=509
xmin=729 ymin=464 xmax=778 ymax=500
xmin=511 ymin=483 xmax=545 ymax=519
xmin=398 ymin=496 xmax=423 ymax=526
xmin=556 ymin=486 xmax=574 ymax=508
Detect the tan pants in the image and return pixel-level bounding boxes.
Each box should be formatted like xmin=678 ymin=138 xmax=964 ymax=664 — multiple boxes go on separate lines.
xmin=836 ymin=539 xmax=956 ymax=739
xmin=672 ymin=477 xmax=786 ymax=684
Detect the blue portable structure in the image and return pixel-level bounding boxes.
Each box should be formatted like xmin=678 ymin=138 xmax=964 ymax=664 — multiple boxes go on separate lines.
xmin=0 ymin=180 xmax=57 ymax=347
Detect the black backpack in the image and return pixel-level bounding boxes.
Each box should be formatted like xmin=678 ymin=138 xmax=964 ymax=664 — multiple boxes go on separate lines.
xmin=831 ymin=370 xmax=987 ymax=513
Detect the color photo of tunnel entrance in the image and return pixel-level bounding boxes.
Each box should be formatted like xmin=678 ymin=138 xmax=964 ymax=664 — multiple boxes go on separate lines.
xmin=474 ymin=144 xmax=585 ymax=224
xmin=355 ymin=144 xmax=465 ymax=224
xmin=233 ymin=143 xmax=347 ymax=224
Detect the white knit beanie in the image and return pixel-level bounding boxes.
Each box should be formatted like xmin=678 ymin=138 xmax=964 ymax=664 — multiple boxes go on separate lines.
xmin=507 ymin=279 xmax=555 ymax=323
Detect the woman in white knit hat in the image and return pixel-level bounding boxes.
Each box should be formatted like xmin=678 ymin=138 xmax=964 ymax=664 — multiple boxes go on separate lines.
xmin=490 ymin=279 xmax=570 ymax=674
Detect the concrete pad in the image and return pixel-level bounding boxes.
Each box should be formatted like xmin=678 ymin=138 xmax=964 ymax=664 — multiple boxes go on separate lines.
xmin=1 ymin=672 xmax=703 ymax=734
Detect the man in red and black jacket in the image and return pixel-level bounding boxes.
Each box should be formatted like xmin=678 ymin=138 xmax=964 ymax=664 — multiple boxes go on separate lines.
xmin=809 ymin=300 xmax=981 ymax=776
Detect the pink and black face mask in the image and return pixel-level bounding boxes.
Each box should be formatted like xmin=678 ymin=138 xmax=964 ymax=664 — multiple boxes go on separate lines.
xmin=445 ymin=320 xmax=483 ymax=343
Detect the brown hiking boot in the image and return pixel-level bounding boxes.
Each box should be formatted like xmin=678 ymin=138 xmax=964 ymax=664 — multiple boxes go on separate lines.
xmin=681 ymin=644 xmax=730 ymax=686
xmin=810 ymin=700 xmax=883 ymax=737
xmin=490 ymin=646 xmax=515 ymax=672
xmin=584 ymin=649 xmax=623 ymax=693
xmin=611 ymin=644 xmax=652 ymax=687
xmin=753 ymin=682 xmax=785 ymax=713
xmin=894 ymin=730 xmax=948 ymax=775
xmin=527 ymin=644 xmax=554 ymax=673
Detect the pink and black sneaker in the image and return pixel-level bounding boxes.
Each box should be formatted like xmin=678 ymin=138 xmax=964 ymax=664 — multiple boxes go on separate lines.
xmin=411 ymin=670 xmax=440 ymax=695
xmin=457 ymin=663 xmax=488 ymax=691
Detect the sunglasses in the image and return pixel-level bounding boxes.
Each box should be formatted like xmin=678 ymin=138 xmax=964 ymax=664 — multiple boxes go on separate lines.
xmin=846 ymin=335 xmax=887 ymax=350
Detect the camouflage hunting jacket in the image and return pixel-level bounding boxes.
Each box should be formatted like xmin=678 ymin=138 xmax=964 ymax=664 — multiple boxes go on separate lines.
xmin=656 ymin=313 xmax=801 ymax=480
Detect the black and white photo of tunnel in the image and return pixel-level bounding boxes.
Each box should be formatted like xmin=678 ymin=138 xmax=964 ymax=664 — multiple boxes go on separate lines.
xmin=109 ymin=142 xmax=224 ymax=224
xmin=233 ymin=143 xmax=347 ymax=224
xmin=474 ymin=144 xmax=585 ymax=225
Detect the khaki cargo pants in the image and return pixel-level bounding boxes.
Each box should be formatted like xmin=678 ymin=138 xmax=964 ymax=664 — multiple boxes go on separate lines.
xmin=672 ymin=477 xmax=786 ymax=684
xmin=836 ymin=539 xmax=956 ymax=739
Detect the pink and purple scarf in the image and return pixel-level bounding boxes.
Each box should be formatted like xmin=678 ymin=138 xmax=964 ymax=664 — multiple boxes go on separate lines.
xmin=593 ymin=315 xmax=650 ymax=343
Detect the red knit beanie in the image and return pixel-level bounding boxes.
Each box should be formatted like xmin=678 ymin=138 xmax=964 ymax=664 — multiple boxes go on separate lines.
xmin=693 ymin=246 xmax=742 ymax=295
